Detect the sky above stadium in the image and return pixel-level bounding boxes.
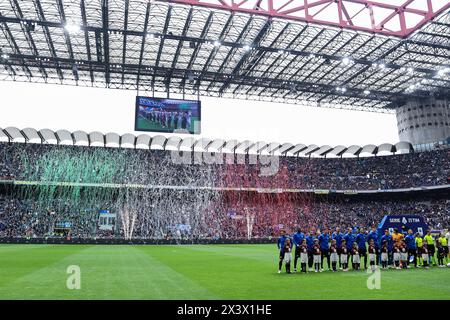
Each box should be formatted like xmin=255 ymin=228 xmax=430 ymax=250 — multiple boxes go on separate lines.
xmin=0 ymin=81 xmax=398 ymax=146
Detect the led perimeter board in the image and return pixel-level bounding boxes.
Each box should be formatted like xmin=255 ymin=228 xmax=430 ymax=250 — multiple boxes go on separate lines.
xmin=135 ymin=96 xmax=201 ymax=134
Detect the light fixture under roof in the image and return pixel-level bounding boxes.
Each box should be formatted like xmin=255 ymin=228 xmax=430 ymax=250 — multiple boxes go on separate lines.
xmin=64 ymin=22 xmax=81 ymax=34
xmin=342 ymin=57 xmax=351 ymax=65
xmin=213 ymin=40 xmax=221 ymax=47
xmin=437 ymin=67 xmax=449 ymax=77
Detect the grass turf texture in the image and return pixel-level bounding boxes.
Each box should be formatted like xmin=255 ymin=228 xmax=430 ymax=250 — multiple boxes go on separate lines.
xmin=0 ymin=244 xmax=449 ymax=300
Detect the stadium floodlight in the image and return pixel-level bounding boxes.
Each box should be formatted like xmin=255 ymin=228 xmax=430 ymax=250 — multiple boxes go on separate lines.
xmin=437 ymin=68 xmax=449 ymax=77
xmin=342 ymin=57 xmax=351 ymax=65
xmin=64 ymin=22 xmax=81 ymax=34
xmin=373 ymin=61 xmax=385 ymax=69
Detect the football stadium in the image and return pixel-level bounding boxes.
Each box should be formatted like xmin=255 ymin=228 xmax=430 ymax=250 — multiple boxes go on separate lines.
xmin=0 ymin=0 xmax=450 ymax=304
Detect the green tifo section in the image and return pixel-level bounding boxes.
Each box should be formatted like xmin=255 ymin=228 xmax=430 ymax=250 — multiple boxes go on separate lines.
xmin=0 ymin=244 xmax=449 ymax=300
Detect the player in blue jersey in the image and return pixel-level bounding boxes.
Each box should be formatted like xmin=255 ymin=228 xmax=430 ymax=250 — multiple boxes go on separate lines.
xmin=381 ymin=229 xmax=394 ymax=267
xmin=277 ymin=229 xmax=289 ymax=273
xmin=344 ymin=227 xmax=355 ymax=263
xmin=305 ymin=231 xmax=315 ymax=271
xmin=318 ymin=228 xmax=330 ymax=271
xmin=355 ymin=228 xmax=368 ymax=269
xmin=404 ymin=229 xmax=417 ymax=267
xmin=332 ymin=227 xmax=344 ymax=269
xmin=367 ymin=227 xmax=379 ymax=265
xmin=292 ymin=228 xmax=305 ymax=273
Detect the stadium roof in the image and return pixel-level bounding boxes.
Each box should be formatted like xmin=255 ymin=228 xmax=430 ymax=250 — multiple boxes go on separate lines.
xmin=1 ymin=126 xmax=414 ymax=158
xmin=0 ymin=0 xmax=449 ymax=112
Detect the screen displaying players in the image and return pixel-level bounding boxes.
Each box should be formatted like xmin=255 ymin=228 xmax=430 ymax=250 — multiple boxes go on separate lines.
xmin=135 ymin=96 xmax=201 ymax=134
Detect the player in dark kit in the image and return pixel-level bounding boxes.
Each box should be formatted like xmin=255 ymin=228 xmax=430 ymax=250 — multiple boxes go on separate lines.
xmin=277 ymin=230 xmax=289 ymax=273
xmin=332 ymin=227 xmax=344 ymax=269
xmin=437 ymin=242 xmax=446 ymax=267
xmin=299 ymin=239 xmax=309 ymax=273
xmin=421 ymin=242 xmax=430 ymax=268
xmin=368 ymin=239 xmax=377 ymax=271
xmin=329 ymin=239 xmax=339 ymax=272
xmin=305 ymin=231 xmax=315 ymax=271
xmin=381 ymin=240 xmax=389 ymax=269
xmin=381 ymin=229 xmax=393 ymax=267
xmin=340 ymin=240 xmax=349 ymax=271
xmin=356 ymin=228 xmax=367 ymax=269
xmin=344 ymin=228 xmax=355 ymax=264
xmin=313 ymin=239 xmax=322 ymax=273
xmin=405 ymin=229 xmax=417 ymax=268
xmin=283 ymin=238 xmax=293 ymax=273
xmin=367 ymin=227 xmax=380 ymax=265
xmin=352 ymin=243 xmax=361 ymax=270
xmin=393 ymin=243 xmax=401 ymax=269
xmin=318 ymin=229 xmax=330 ymax=271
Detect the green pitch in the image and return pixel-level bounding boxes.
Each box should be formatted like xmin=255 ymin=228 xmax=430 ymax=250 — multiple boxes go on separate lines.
xmin=0 ymin=244 xmax=449 ymax=300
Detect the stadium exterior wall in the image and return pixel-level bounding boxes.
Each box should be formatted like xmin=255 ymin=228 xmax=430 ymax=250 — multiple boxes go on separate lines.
xmin=397 ymin=98 xmax=450 ymax=145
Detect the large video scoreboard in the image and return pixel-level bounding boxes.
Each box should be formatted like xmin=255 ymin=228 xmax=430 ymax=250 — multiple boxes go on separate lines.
xmin=135 ymin=96 xmax=201 ymax=134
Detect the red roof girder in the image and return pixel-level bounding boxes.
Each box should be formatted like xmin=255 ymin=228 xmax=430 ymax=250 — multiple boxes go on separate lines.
xmin=160 ymin=0 xmax=450 ymax=37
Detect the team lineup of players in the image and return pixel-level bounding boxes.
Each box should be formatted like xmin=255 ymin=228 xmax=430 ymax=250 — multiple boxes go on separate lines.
xmin=277 ymin=227 xmax=450 ymax=273
xmin=140 ymin=106 xmax=192 ymax=131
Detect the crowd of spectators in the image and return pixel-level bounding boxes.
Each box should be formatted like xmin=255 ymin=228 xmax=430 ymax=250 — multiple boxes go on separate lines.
xmin=0 ymin=142 xmax=448 ymax=240
xmin=0 ymin=143 xmax=448 ymax=191
xmin=0 ymin=193 xmax=448 ymax=239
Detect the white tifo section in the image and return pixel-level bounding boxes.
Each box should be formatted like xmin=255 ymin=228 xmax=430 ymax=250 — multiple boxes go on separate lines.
xmin=0 ymin=81 xmax=398 ymax=145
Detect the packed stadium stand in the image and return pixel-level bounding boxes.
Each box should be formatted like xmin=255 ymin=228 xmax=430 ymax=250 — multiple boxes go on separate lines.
xmin=0 ymin=127 xmax=448 ymax=240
